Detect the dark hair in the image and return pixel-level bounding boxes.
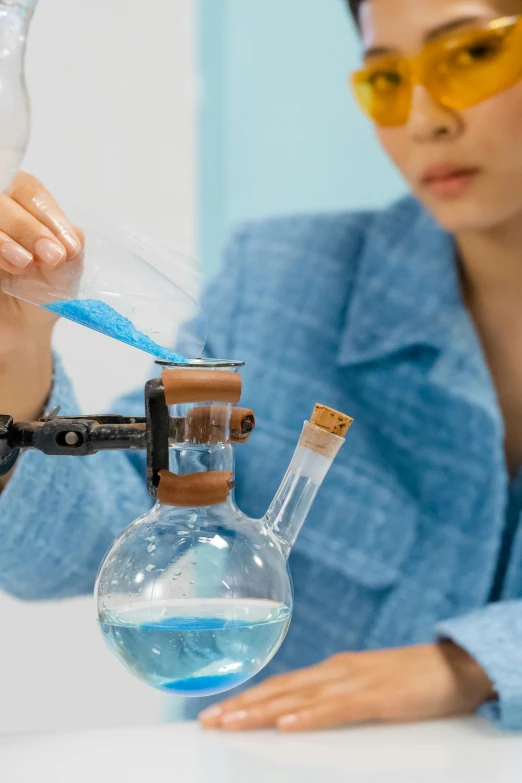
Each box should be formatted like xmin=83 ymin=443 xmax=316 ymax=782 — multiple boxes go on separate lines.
xmin=347 ymin=0 xmax=362 ymax=24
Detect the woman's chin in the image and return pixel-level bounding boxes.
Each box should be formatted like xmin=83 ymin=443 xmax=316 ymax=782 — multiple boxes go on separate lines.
xmin=417 ymin=190 xmax=522 ymax=235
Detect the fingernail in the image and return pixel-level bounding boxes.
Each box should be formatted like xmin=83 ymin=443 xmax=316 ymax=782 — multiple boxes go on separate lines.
xmin=199 ymin=706 xmax=223 ymax=723
xmin=0 ymin=242 xmax=33 ymax=269
xmin=34 ymin=238 xmax=66 ymax=267
xmin=59 ymin=230 xmax=81 ymax=258
xmin=277 ymin=714 xmax=298 ymax=728
xmin=220 ymin=710 xmax=248 ymax=725
xmin=31 ymin=199 xmax=81 ymax=256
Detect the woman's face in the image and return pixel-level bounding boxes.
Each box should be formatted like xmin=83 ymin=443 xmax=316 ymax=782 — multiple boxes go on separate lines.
xmin=359 ymin=0 xmax=522 ymax=233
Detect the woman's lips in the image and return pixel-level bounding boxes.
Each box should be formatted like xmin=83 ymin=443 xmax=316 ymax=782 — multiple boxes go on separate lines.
xmin=421 ymin=164 xmax=480 ymax=198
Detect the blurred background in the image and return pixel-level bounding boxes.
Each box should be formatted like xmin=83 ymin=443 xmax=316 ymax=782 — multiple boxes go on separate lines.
xmin=0 ymin=0 xmax=404 ymax=734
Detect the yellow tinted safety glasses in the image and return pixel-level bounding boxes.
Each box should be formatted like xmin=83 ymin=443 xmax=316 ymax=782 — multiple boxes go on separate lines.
xmin=351 ymin=15 xmax=522 ymax=127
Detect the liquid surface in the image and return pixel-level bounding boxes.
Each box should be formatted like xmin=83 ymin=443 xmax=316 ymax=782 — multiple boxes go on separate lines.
xmin=44 ymin=299 xmax=186 ymax=362
xmin=99 ymin=599 xmax=291 ymax=697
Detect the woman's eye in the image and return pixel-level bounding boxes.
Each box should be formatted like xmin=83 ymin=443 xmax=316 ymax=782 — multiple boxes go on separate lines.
xmin=367 ymin=71 xmax=402 ymax=92
xmin=451 ymin=37 xmax=503 ymax=68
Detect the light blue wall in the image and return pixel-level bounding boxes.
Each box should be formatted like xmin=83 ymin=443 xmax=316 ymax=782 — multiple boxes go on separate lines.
xmin=197 ymin=0 xmax=406 ymax=273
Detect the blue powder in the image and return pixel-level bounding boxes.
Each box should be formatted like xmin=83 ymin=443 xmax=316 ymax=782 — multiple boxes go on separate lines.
xmin=44 ymin=299 xmax=187 ymax=363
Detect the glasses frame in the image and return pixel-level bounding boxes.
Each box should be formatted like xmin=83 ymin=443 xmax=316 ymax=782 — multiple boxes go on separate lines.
xmin=350 ymin=14 xmax=522 ymax=127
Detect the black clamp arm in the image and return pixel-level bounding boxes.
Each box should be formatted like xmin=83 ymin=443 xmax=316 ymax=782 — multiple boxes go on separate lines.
xmin=0 ymin=412 xmax=151 ymax=477
xmin=0 ymin=378 xmax=254 ymax=496
xmin=0 ymin=416 xmax=19 ymax=478
xmin=0 ymin=391 xmax=169 ymax=496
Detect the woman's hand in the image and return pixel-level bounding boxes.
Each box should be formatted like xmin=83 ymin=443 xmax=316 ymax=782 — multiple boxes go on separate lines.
xmin=0 ymin=173 xmax=83 ymax=483
xmin=0 ymin=172 xmax=83 ymax=360
xmin=199 ymin=643 xmax=495 ymax=733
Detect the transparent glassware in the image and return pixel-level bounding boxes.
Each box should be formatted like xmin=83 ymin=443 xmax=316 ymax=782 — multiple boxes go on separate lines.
xmin=96 ymin=361 xmax=352 ymax=697
xmin=1 ymin=212 xmax=207 ymax=360
xmin=0 ymin=0 xmax=36 ymax=191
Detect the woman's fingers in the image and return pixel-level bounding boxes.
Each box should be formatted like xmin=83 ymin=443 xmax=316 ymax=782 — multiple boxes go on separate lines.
xmin=218 ymin=676 xmax=365 ymax=731
xmin=0 ymin=193 xmax=67 ymax=268
xmin=5 ymin=173 xmax=82 ymax=260
xmin=201 ymin=657 xmax=353 ymax=727
xmin=277 ymin=694 xmax=376 ymax=733
xmin=0 ymin=231 xmax=34 ymax=275
xmin=219 ymin=692 xmax=315 ymax=731
xmin=199 ymin=672 xmax=312 ymax=727
xmin=74 ymin=226 xmax=85 ymax=245
xmin=200 ymin=658 xmax=357 ymax=729
xmin=201 ymin=676 xmax=370 ymax=732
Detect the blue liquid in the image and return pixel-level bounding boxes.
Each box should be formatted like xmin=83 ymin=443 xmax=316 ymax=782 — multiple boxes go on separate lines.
xmin=99 ymin=599 xmax=290 ymax=696
xmin=43 ymin=299 xmax=187 ymax=363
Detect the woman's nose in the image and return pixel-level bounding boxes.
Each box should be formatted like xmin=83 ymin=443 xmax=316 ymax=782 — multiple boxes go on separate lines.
xmin=406 ymin=85 xmax=462 ymax=142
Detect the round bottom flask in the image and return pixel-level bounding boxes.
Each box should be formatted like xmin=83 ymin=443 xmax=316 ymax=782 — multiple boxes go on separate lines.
xmin=95 ymin=362 xmax=292 ymax=697
xmin=95 ymin=362 xmax=351 ymax=697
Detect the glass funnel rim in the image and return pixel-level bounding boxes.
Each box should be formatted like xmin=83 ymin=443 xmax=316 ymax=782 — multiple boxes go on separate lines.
xmin=156 ymin=358 xmax=245 ymax=369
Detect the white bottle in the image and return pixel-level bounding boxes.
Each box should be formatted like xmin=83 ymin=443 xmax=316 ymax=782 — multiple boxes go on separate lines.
xmin=0 ymin=0 xmax=36 ymax=191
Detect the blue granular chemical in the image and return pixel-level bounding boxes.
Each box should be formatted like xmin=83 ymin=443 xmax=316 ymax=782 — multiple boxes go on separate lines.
xmin=44 ymin=299 xmax=187 ymax=363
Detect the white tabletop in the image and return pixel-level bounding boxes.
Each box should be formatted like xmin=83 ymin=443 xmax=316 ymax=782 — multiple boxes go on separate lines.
xmin=1 ymin=717 xmax=521 ymax=782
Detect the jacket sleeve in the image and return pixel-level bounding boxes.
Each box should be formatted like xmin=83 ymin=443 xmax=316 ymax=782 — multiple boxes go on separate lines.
xmin=437 ymin=601 xmax=522 ymax=730
xmin=0 ymin=353 xmax=151 ymax=600
xmin=0 ymin=229 xmax=248 ymax=600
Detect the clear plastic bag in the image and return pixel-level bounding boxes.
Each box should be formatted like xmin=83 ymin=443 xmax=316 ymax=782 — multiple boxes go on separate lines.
xmin=1 ymin=212 xmax=207 ymax=360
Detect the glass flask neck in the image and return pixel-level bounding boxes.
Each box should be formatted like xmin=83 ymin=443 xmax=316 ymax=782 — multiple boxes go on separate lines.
xmin=157 ymin=361 xmax=245 ymax=510
xmin=264 ymin=420 xmax=345 ymax=558
xmin=169 ymin=400 xmax=236 ymax=479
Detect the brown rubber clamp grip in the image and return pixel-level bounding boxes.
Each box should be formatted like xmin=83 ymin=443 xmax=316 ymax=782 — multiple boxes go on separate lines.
xmin=230 ymin=407 xmax=255 ymax=443
xmin=157 ymin=469 xmax=234 ymax=507
xmin=162 ymin=370 xmax=242 ymax=405
xmin=185 ymin=406 xmax=256 ymax=444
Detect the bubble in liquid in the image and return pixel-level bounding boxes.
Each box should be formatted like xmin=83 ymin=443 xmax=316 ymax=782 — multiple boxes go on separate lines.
xmin=173 ymin=570 xmax=182 ymax=577
xmin=147 ymin=543 xmax=157 ymax=554
xmin=145 ymin=536 xmax=156 ymax=543
xmin=146 ymin=564 xmax=155 ymax=572
xmin=152 ymin=647 xmax=161 ymax=656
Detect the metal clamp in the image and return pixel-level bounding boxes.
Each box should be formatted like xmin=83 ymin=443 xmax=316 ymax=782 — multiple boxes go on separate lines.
xmin=0 ymin=415 xmax=18 ymax=477
xmin=0 ymin=376 xmax=255 ymax=499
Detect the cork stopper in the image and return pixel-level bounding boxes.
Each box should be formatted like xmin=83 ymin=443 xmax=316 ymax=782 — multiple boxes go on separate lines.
xmin=310 ymin=404 xmax=353 ymax=438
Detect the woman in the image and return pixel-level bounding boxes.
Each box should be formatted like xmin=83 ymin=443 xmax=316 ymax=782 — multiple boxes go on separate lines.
xmin=1 ymin=0 xmax=522 ymax=732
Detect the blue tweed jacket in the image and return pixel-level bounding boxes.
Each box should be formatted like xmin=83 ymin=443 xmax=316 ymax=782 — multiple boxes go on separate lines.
xmin=2 ymin=197 xmax=521 ymax=728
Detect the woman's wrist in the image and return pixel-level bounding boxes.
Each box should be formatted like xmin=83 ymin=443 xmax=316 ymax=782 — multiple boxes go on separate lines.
xmin=0 ymin=340 xmax=53 ymax=491
xmin=439 ymin=640 xmax=496 ymax=706
xmin=0 ymin=337 xmax=53 ymax=422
